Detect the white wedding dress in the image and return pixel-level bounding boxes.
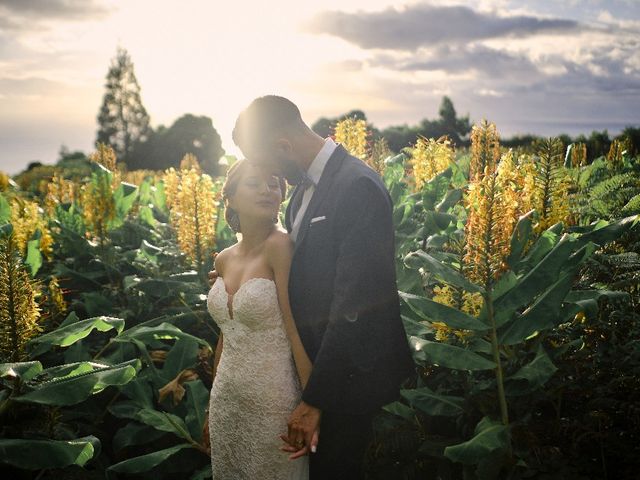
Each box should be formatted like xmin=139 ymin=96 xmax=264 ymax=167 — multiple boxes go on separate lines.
xmin=206 ymin=277 xmax=309 ymax=479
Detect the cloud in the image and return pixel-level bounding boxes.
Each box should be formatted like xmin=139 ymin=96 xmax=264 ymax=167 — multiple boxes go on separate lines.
xmin=307 ymin=3 xmax=581 ymax=50
xmin=374 ymin=44 xmax=540 ymax=79
xmin=0 ymin=0 xmax=109 ymax=20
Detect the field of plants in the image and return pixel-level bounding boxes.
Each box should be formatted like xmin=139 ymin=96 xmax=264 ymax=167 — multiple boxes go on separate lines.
xmin=1 ymin=118 xmax=639 ymax=480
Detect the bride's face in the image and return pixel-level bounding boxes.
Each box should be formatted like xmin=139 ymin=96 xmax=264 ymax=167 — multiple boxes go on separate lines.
xmin=228 ymin=163 xmax=283 ymax=223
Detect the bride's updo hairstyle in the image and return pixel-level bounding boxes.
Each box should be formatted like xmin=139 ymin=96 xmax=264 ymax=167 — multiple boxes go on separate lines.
xmin=222 ymin=159 xmax=287 ymax=233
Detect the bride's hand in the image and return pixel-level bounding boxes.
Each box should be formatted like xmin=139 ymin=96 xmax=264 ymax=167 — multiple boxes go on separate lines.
xmin=280 ymin=401 xmax=321 ymax=459
xmin=280 ymin=429 xmax=318 ymax=459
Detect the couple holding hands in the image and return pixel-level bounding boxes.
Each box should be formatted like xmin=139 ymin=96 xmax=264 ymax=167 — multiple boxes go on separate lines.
xmin=205 ymin=95 xmax=413 ymax=479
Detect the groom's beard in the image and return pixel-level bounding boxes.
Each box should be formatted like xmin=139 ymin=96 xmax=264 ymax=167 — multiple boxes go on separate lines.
xmin=277 ymin=158 xmax=307 ymax=186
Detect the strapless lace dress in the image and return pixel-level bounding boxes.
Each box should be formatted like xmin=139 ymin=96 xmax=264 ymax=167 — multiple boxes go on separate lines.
xmin=206 ymin=277 xmax=308 ymax=479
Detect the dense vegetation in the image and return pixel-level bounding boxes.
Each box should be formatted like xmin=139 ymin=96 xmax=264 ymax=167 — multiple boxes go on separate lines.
xmin=0 ymin=117 xmax=639 ymax=480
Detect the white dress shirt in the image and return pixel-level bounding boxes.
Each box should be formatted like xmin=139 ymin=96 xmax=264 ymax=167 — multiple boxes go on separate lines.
xmin=290 ymin=138 xmax=337 ymax=242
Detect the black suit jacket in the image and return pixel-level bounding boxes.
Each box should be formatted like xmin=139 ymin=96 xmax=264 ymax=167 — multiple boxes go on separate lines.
xmin=285 ymin=145 xmax=414 ymax=414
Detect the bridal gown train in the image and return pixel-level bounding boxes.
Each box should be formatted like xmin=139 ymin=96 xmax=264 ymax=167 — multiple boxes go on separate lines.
xmin=207 ymin=277 xmax=309 ymax=479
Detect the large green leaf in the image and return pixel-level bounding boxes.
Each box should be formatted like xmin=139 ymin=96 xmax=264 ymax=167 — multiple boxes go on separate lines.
xmin=163 ymin=337 xmax=200 ymax=381
xmin=444 ymin=416 xmax=509 ymax=464
xmin=423 ymin=211 xmax=456 ymax=235
xmin=401 ymin=387 xmax=465 ymax=416
xmin=116 ymin=322 xmax=208 ymax=347
xmin=0 ymin=436 xmax=100 ymax=469
xmin=29 ymin=316 xmax=125 ymax=357
xmin=136 ymin=408 xmax=192 ymax=441
xmin=190 ymin=465 xmax=213 ymax=480
xmin=410 ymin=337 xmax=496 ymax=371
xmin=0 ymin=361 xmax=42 ymax=383
xmin=498 ymin=270 xmax=575 ymax=345
xmin=185 ymin=380 xmax=210 ymax=441
xmin=404 ymin=250 xmax=484 ymax=294
xmin=0 ymin=193 xmax=9 ymax=224
xmin=516 ymin=223 xmax=563 ymax=270
xmin=492 ymin=234 xmax=578 ymax=327
xmin=382 ymin=401 xmax=417 ymax=423
xmin=113 ymin=422 xmax=167 ymax=451
xmin=506 ymin=210 xmax=535 ymax=269
xmin=435 ymin=188 xmax=463 ymax=212
xmin=25 ymin=235 xmax=43 ymax=276
xmin=574 ymin=214 xmax=638 ymax=248
xmin=112 ymin=181 xmax=138 ymax=226
xmin=106 ymin=443 xmax=192 ymax=476
xmin=506 ymin=345 xmax=557 ymax=395
xmin=399 ymin=291 xmax=489 ymax=331
xmin=15 ymin=359 xmax=139 ymax=406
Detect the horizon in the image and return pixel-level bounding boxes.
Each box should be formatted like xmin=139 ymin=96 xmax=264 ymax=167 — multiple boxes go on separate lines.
xmin=1 ymin=0 xmax=639 ymax=175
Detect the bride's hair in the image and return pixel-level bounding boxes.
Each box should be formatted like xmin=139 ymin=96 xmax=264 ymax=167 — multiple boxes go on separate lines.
xmin=222 ymin=159 xmax=287 ymax=233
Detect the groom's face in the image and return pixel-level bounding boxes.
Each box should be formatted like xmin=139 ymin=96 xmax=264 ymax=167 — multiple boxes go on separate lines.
xmin=244 ymin=138 xmax=306 ymax=186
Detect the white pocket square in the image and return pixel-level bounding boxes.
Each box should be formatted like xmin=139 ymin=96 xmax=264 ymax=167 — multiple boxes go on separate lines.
xmin=310 ymin=216 xmax=326 ymax=224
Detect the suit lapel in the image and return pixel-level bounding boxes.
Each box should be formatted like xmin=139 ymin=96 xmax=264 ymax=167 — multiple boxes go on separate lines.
xmin=285 ymin=184 xmax=303 ymax=233
xmin=293 ymin=145 xmax=348 ymax=254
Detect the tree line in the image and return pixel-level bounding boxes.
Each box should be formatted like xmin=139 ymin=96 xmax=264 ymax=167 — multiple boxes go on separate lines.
xmin=93 ymin=47 xmax=639 ymax=175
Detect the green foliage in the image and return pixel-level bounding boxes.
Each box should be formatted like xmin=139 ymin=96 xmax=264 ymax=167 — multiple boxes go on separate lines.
xmin=1 ymin=124 xmax=639 ymax=479
xmin=129 ymin=114 xmax=225 ymax=175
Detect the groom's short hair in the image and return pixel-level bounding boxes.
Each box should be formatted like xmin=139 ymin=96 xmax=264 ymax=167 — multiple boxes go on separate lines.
xmin=233 ymin=96 xmax=306 ymax=152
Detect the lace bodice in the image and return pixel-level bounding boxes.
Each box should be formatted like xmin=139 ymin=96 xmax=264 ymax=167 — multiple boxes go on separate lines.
xmin=206 ymin=277 xmax=308 ymax=479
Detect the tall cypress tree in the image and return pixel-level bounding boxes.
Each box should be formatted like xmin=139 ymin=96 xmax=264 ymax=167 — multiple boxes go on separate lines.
xmin=96 ymin=47 xmax=151 ymax=165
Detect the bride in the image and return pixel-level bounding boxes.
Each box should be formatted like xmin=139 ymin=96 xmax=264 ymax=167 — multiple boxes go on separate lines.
xmin=206 ymin=159 xmax=312 ymax=479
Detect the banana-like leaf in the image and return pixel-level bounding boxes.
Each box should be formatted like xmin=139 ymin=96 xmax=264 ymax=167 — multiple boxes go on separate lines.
xmin=401 ymin=387 xmax=465 ymax=416
xmin=29 ymin=316 xmax=125 ymax=357
xmin=383 ymin=401 xmax=417 ymax=423
xmin=423 ymin=211 xmax=456 ymax=235
xmin=399 ymin=291 xmax=489 ymax=331
xmin=505 ymin=345 xmax=557 ymax=395
xmin=404 ymin=250 xmax=485 ymax=294
xmin=515 ymin=222 xmax=564 ymax=271
xmin=0 ymin=361 xmax=42 ymax=383
xmin=506 ymin=210 xmax=535 ymax=269
xmin=410 ymin=337 xmax=496 ymax=370
xmin=498 ymin=270 xmax=575 ymax=345
xmin=190 ymin=465 xmax=213 ymax=480
xmin=444 ymin=416 xmax=509 ymax=464
xmin=15 ymin=359 xmax=139 ymax=406
xmin=184 ymin=380 xmax=210 ymax=441
xmin=115 ymin=322 xmax=208 ymax=347
xmin=0 ymin=436 xmax=100 ymax=469
xmin=113 ymin=422 xmax=167 ymax=451
xmin=436 ymin=188 xmax=463 ymax=212
xmin=25 ymin=235 xmax=43 ymax=276
xmin=492 ymin=234 xmax=578 ymax=327
xmin=574 ymin=214 xmax=638 ymax=248
xmin=0 ymin=194 xmax=9 ymax=224
xmin=163 ymin=337 xmax=200 ymax=381
xmin=106 ymin=443 xmax=192 ymax=476
xmin=135 ymin=408 xmax=192 ymax=441
xmin=112 ymin=181 xmax=139 ymax=225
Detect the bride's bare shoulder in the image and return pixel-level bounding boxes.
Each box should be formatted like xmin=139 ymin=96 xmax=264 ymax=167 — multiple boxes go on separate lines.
xmin=264 ymin=229 xmax=294 ymax=258
xmin=214 ymin=245 xmax=237 ymax=273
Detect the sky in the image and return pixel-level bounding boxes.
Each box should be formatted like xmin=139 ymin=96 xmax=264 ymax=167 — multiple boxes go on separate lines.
xmin=1 ymin=0 xmax=639 ymax=174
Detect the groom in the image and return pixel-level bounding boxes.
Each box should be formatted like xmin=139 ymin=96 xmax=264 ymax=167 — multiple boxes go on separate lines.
xmin=222 ymin=96 xmax=413 ymax=479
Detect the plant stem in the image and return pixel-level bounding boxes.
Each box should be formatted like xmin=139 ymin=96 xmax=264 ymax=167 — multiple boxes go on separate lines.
xmin=486 ymin=290 xmax=509 ymax=426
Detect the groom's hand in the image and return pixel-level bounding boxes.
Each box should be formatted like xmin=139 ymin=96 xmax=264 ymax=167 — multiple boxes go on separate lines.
xmin=207 ymin=269 xmax=218 ymax=287
xmin=280 ymin=401 xmax=321 ymax=459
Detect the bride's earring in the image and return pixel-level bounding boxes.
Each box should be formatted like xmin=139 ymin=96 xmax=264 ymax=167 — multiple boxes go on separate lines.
xmin=228 ymin=208 xmax=241 ymax=233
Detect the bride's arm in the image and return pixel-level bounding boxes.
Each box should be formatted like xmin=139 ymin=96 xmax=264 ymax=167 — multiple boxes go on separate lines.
xmin=210 ymin=250 xmax=226 ymax=381
xmin=266 ymin=231 xmax=313 ymax=388
xmin=212 ymin=333 xmax=223 ymax=380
